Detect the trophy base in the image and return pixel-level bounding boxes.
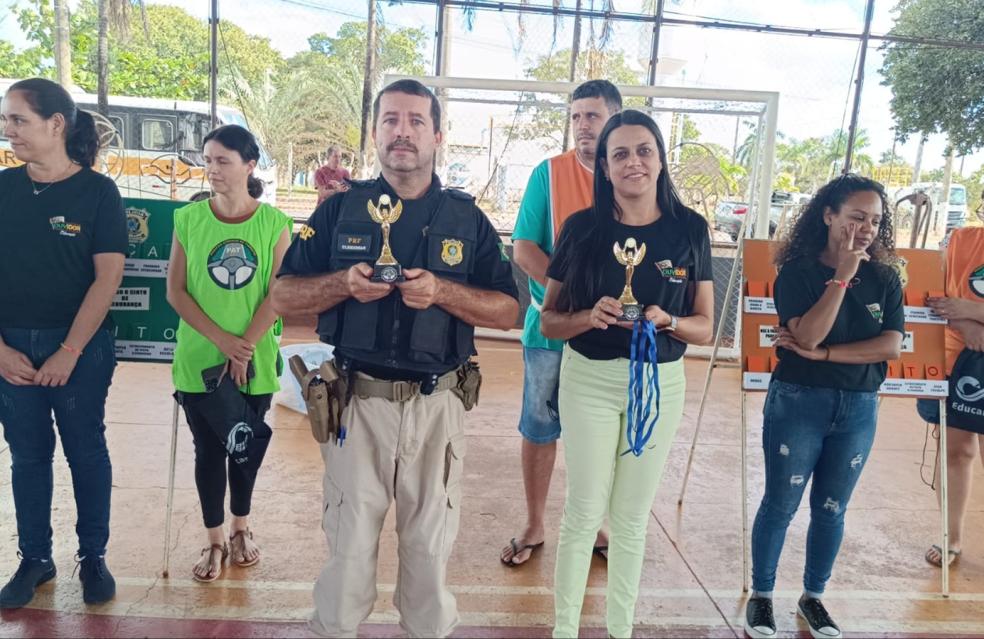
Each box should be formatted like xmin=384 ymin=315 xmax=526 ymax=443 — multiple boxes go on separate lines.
xmin=371 ymin=264 xmax=405 ymax=284
xmin=618 ymin=303 xmax=644 ymax=322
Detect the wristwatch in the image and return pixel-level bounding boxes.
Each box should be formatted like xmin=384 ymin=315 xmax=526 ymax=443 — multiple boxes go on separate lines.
xmin=665 ymin=315 xmax=678 ymax=332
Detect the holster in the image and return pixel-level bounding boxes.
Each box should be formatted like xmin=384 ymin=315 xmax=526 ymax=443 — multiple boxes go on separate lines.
xmin=288 ymin=355 xmax=350 ymax=444
xmin=451 ymin=360 xmax=482 ymax=412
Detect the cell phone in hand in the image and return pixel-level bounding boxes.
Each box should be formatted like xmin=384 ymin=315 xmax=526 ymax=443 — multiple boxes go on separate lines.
xmin=201 ymin=361 xmax=255 ymax=392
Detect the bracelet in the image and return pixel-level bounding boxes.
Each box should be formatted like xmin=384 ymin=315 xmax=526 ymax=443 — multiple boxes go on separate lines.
xmin=60 ymin=342 xmax=83 ymax=356
xmin=825 ymin=278 xmax=850 ymax=289
xmin=823 ymin=345 xmax=831 ymax=361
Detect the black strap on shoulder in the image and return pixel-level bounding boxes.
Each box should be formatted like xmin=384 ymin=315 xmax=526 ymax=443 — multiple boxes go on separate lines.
xmin=407 ymin=192 xmax=449 ymax=268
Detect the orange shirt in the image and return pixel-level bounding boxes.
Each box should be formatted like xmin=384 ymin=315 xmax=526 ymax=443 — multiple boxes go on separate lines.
xmin=944 ymin=227 xmax=984 ymax=373
xmin=546 ymin=150 xmax=594 ymax=240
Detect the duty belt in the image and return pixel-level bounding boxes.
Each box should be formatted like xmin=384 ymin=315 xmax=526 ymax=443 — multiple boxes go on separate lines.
xmin=350 ymin=369 xmax=459 ymax=402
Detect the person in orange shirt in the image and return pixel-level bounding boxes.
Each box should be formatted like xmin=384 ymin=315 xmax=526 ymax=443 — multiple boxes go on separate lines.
xmin=501 ymin=80 xmax=621 ymax=566
xmin=920 ymin=195 xmax=984 ymax=568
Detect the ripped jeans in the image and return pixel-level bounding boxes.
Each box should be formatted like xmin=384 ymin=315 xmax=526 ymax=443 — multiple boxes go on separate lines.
xmin=751 ymin=380 xmax=877 ymax=594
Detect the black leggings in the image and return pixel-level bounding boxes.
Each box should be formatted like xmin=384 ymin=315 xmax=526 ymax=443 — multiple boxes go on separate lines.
xmin=179 ymin=392 xmax=272 ymax=529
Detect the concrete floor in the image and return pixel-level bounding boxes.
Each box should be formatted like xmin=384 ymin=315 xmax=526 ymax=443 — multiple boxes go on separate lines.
xmin=1 ymin=333 xmax=983 ymax=638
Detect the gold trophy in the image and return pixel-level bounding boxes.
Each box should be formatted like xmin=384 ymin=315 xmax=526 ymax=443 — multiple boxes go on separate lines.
xmin=367 ymin=194 xmax=405 ymax=283
xmin=613 ymin=237 xmax=646 ymax=321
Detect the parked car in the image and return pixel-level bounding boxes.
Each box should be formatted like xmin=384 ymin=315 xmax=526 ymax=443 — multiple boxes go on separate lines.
xmin=713 ymin=191 xmax=807 ymax=242
xmin=714 ymin=201 xmax=787 ymax=242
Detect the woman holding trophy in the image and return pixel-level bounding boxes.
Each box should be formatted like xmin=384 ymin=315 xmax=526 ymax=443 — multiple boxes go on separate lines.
xmin=539 ymin=109 xmax=714 ymax=638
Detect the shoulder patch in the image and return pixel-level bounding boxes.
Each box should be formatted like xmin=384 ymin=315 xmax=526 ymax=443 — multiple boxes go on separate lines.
xmin=347 ymin=178 xmax=376 ymax=189
xmin=445 ymin=188 xmax=475 ymax=202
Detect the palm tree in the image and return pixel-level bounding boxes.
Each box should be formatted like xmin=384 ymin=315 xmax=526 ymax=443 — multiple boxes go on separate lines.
xmin=97 ymin=0 xmax=148 ymax=116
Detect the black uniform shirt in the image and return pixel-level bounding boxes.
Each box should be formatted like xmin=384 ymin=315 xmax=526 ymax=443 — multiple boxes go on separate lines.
xmin=278 ymin=174 xmax=518 ymax=378
xmin=546 ymin=207 xmax=713 ymax=362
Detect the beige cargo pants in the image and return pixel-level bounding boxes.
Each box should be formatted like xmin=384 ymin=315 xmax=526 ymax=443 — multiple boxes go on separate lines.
xmin=309 ymin=373 xmax=467 ymax=638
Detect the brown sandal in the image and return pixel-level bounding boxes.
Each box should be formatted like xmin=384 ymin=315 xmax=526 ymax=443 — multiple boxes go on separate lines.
xmin=230 ymin=529 xmax=260 ymax=567
xmin=192 ymin=542 xmax=228 ymax=583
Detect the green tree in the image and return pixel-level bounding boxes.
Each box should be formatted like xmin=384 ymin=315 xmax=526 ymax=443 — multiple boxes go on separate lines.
xmin=232 ymin=21 xmax=427 ymax=184
xmin=3 ymin=0 xmax=284 ymax=102
xmin=0 ymin=40 xmax=44 ymax=78
xmin=880 ymin=0 xmax=984 ymax=154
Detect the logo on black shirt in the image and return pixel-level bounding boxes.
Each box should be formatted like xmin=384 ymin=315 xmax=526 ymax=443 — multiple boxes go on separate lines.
xmin=970 ymin=265 xmax=984 ymax=299
xmin=207 ymin=239 xmax=258 ymax=290
xmin=866 ymin=303 xmax=883 ymax=322
xmin=49 ymin=216 xmax=81 ymax=237
xmin=656 ymin=259 xmax=686 ymax=284
xmin=298 ymin=224 xmax=316 ymax=241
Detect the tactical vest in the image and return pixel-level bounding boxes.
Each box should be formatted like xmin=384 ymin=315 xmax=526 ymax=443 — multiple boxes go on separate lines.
xmin=317 ymin=178 xmax=480 ymax=373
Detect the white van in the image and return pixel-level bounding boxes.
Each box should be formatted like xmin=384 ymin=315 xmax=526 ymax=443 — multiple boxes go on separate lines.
xmin=0 ymin=79 xmax=277 ymax=204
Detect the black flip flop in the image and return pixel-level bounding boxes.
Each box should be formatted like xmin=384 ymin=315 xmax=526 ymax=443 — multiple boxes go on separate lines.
xmin=593 ymin=545 xmax=609 ymax=561
xmin=501 ymin=538 xmax=544 ymax=567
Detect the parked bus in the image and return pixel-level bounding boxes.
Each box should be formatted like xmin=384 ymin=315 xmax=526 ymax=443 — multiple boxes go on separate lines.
xmin=0 ymin=79 xmax=277 ymax=204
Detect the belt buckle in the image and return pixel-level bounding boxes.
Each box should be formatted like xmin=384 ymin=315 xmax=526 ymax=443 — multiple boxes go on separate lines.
xmin=392 ymin=381 xmax=419 ymax=402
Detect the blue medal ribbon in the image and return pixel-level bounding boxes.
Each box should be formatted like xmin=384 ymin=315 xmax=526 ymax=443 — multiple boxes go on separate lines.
xmin=623 ymin=319 xmax=661 ymax=457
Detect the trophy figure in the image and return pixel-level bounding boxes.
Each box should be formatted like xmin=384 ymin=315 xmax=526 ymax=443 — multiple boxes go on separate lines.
xmin=368 ymin=194 xmax=405 ymax=283
xmin=613 ymin=237 xmax=646 ymax=321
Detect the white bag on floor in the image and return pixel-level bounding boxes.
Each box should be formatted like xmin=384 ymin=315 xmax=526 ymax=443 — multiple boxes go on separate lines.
xmin=274 ymin=342 xmax=335 ymax=414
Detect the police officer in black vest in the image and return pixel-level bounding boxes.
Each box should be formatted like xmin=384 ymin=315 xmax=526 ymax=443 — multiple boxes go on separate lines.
xmin=272 ymin=80 xmax=519 ymax=638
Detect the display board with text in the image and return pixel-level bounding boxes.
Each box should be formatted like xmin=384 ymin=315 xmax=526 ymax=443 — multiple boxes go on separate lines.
xmin=109 ymin=198 xmax=181 ymax=362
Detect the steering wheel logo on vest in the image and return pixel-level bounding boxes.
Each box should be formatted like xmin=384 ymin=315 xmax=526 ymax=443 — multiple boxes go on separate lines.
xmin=970 ymin=264 xmax=984 ymax=299
xmin=207 ymin=239 xmax=259 ymax=290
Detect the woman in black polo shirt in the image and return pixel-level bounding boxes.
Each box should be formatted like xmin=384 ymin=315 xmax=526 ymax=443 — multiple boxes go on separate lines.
xmin=540 ymin=110 xmax=714 ymax=638
xmin=0 ymin=79 xmax=126 ymax=608
xmin=743 ymin=175 xmax=904 ymax=639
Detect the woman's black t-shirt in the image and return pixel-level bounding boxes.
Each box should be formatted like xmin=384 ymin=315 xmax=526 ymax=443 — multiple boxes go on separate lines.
xmin=546 ymin=207 xmax=713 ymax=362
xmin=772 ymin=257 xmax=905 ymax=392
xmin=0 ymin=165 xmax=127 ymax=329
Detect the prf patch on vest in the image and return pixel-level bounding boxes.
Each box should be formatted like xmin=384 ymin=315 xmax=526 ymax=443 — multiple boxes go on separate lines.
xmin=298 ymin=224 xmax=316 ymax=241
xmin=442 ymin=238 xmax=464 ymax=266
xmin=337 ymin=233 xmax=372 ymax=254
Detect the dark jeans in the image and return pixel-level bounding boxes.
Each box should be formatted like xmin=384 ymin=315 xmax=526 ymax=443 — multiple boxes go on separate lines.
xmin=178 ymin=391 xmax=272 ymax=529
xmin=751 ymin=380 xmax=878 ymax=594
xmin=0 ymin=327 xmax=116 ymax=560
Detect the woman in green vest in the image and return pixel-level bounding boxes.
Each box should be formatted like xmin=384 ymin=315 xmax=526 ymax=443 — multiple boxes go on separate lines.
xmin=166 ymin=125 xmax=291 ymax=582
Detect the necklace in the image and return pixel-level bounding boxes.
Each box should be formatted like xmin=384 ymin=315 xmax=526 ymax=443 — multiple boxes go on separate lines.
xmin=28 ymin=163 xmax=75 ymax=196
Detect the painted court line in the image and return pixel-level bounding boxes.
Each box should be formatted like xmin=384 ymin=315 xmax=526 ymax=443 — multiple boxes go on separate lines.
xmin=115 ymin=577 xmax=984 ymax=602
xmin=20 ymin=599 xmax=984 ymax=635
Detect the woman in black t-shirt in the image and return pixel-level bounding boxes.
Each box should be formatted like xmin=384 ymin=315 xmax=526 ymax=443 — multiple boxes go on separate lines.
xmin=540 ymin=110 xmax=714 ymax=638
xmin=744 ymin=175 xmax=904 ymax=639
xmin=0 ymin=79 xmax=126 ymax=608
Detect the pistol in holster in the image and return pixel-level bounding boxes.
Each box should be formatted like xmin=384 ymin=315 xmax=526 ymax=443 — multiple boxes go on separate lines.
xmin=288 ymin=355 xmax=350 ymax=444
xmin=451 ymin=360 xmax=482 ymax=412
